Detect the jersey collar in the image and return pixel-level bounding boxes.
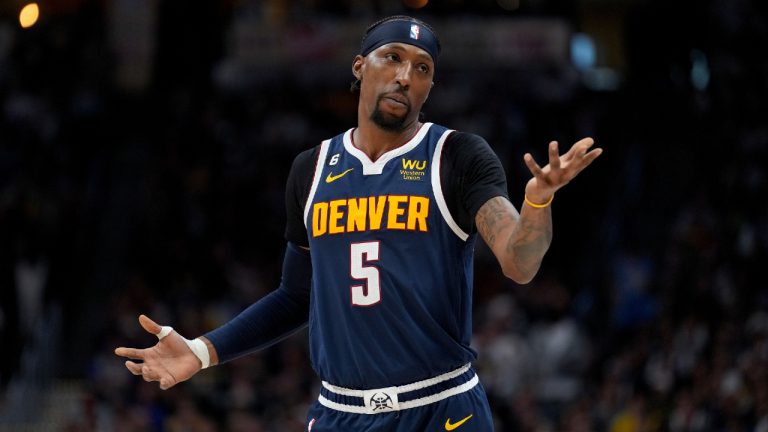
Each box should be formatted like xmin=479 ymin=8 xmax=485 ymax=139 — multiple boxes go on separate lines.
xmin=344 ymin=123 xmax=433 ymax=175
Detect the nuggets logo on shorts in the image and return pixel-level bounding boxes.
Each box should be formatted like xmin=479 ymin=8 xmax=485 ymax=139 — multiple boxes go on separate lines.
xmin=362 ymin=387 xmax=400 ymax=413
xmin=370 ymin=393 xmax=393 ymax=411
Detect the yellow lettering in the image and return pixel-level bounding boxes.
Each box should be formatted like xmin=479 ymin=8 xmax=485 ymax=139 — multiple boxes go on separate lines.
xmin=313 ymin=195 xmax=430 ymax=237
xmin=387 ymin=195 xmax=408 ymax=230
xmin=312 ymin=202 xmax=328 ymax=237
xmin=407 ymin=196 xmax=430 ymax=231
xmin=402 ymin=159 xmax=427 ymax=170
xmin=347 ymin=197 xmax=368 ymax=232
xmin=368 ymin=196 xmax=387 ymax=230
xmin=329 ymin=200 xmax=345 ymax=234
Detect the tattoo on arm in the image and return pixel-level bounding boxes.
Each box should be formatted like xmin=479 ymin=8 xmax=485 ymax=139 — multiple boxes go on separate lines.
xmin=506 ymin=208 xmax=553 ymax=278
xmin=475 ymin=196 xmax=553 ymax=282
xmin=475 ymin=196 xmax=516 ymax=247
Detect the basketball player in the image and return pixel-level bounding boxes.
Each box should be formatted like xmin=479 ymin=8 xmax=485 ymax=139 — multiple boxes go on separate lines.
xmin=115 ymin=15 xmax=601 ymax=431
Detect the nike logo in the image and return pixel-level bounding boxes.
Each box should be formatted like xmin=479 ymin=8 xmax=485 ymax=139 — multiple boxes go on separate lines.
xmin=445 ymin=414 xmax=473 ymax=431
xmin=325 ymin=168 xmax=354 ymax=183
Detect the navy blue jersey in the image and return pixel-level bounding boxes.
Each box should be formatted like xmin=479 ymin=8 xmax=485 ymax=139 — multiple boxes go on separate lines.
xmin=304 ymin=123 xmax=478 ymax=389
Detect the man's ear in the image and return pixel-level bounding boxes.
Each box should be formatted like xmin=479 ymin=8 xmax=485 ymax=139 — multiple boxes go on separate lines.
xmin=352 ymin=55 xmax=364 ymax=80
xmin=423 ymin=82 xmax=434 ymax=102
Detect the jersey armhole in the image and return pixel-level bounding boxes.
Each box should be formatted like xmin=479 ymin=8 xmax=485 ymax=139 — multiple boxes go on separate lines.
xmin=303 ymin=139 xmax=331 ymax=228
xmin=431 ymin=130 xmax=470 ymax=241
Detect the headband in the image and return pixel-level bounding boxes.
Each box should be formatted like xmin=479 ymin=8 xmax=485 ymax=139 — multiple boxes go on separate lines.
xmin=360 ymin=18 xmax=440 ymax=64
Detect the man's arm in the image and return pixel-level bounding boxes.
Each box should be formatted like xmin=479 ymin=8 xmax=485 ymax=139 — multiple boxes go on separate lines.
xmin=114 ymin=146 xmax=319 ymax=388
xmin=202 ymin=242 xmax=311 ymax=363
xmin=114 ymin=242 xmax=312 ymax=388
xmin=476 ymin=196 xmax=551 ymax=284
xmin=203 ymin=145 xmax=317 ymax=364
xmin=476 ymin=138 xmax=602 ymax=284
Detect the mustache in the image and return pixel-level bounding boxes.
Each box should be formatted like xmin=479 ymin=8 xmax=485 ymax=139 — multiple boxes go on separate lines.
xmin=378 ymin=90 xmax=411 ymax=108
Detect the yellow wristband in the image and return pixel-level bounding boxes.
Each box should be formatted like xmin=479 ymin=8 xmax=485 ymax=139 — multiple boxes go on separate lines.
xmin=524 ymin=194 xmax=554 ymax=209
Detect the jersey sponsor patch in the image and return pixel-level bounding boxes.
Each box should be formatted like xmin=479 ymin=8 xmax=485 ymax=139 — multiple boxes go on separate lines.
xmin=401 ymin=158 xmax=427 ymax=181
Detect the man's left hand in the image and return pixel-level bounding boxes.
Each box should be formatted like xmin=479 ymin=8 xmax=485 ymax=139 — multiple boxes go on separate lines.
xmin=523 ymin=137 xmax=602 ymax=203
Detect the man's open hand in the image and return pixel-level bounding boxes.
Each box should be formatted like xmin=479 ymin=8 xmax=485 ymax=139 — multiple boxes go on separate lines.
xmin=114 ymin=315 xmax=202 ymax=390
xmin=523 ymin=138 xmax=602 ymax=203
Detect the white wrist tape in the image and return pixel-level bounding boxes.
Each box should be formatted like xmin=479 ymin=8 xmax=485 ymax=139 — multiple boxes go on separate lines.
xmin=156 ymin=326 xmax=211 ymax=369
xmin=184 ymin=337 xmax=211 ymax=369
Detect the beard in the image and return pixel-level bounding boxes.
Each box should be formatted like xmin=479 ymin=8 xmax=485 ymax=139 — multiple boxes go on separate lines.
xmin=370 ymin=95 xmax=411 ymax=132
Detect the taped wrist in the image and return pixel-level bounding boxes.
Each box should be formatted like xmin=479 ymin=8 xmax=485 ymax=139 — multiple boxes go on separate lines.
xmin=157 ymin=325 xmax=211 ymax=369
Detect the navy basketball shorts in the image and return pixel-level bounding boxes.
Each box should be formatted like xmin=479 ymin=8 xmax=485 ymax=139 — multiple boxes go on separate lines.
xmin=305 ymin=364 xmax=493 ymax=432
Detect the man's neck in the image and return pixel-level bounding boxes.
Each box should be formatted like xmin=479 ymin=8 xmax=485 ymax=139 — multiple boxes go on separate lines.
xmin=352 ymin=119 xmax=422 ymax=162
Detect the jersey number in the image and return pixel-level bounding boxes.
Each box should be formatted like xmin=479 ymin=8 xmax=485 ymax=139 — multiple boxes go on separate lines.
xmin=350 ymin=242 xmax=380 ymax=306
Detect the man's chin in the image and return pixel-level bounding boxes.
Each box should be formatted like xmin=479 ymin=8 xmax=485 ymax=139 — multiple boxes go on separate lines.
xmin=371 ymin=109 xmax=409 ymax=132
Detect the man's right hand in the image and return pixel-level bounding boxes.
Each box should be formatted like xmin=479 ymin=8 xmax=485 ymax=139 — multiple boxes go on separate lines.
xmin=114 ymin=314 xmax=202 ymax=390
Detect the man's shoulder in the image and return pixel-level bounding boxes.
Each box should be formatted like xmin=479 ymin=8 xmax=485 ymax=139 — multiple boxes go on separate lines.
xmin=293 ymin=145 xmax=321 ymax=165
xmin=288 ymin=146 xmax=322 ymax=184
xmin=292 ymin=127 xmax=353 ymax=171
xmin=444 ymin=130 xmax=489 ymax=147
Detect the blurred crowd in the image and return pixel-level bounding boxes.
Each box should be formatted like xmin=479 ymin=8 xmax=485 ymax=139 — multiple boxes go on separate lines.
xmin=1 ymin=0 xmax=767 ymax=431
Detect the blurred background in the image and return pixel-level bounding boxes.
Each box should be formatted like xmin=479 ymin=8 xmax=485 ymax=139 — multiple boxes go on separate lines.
xmin=0 ymin=0 xmax=767 ymax=430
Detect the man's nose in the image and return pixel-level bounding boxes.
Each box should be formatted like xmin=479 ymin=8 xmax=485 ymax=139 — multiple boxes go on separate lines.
xmin=395 ymin=63 xmax=413 ymax=89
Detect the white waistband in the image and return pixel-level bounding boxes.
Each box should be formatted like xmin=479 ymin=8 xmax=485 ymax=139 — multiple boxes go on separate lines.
xmin=321 ymin=363 xmax=471 ymax=397
xmin=318 ymin=364 xmax=478 ymax=415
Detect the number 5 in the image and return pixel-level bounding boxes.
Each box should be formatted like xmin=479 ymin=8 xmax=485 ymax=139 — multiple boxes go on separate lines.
xmin=350 ymin=242 xmax=381 ymax=306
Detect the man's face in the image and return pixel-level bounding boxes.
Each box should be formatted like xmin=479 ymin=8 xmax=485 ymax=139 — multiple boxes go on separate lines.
xmin=354 ymin=43 xmax=435 ymax=131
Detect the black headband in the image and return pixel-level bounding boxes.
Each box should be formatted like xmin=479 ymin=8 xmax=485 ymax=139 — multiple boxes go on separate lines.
xmin=360 ymin=18 xmax=440 ymax=64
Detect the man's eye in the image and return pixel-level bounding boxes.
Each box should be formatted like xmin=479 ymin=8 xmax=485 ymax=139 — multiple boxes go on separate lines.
xmin=418 ymin=65 xmax=429 ymax=73
xmin=386 ymin=54 xmax=399 ymax=61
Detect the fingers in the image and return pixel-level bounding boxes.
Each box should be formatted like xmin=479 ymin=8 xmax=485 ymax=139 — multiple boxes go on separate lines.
xmin=138 ymin=314 xmax=162 ymax=336
xmin=147 ymin=366 xmax=178 ymax=390
xmin=561 ymin=137 xmax=602 ymax=172
xmin=115 ymin=347 xmax=146 ymax=360
xmin=548 ymin=141 xmax=561 ymax=171
xmin=122 ymin=359 xmax=155 ymax=381
xmin=573 ymin=137 xmax=595 ymax=153
xmin=125 ymin=360 xmax=143 ymax=375
xmin=576 ymin=137 xmax=594 ymax=150
xmin=584 ymin=147 xmax=602 ymax=161
xmin=524 ymin=137 xmax=602 ymax=192
xmin=124 ymin=360 xmax=178 ymax=389
xmin=159 ymin=373 xmax=178 ymax=390
xmin=570 ymin=137 xmax=600 ymax=165
xmin=523 ymin=153 xmax=544 ymax=178
xmin=117 ymin=318 xmax=183 ymax=390
xmin=139 ymin=364 xmax=166 ymax=386
xmin=575 ymin=147 xmax=603 ymax=172
xmin=563 ymin=138 xmax=594 ymax=162
xmin=141 ymin=365 xmax=155 ymax=382
xmin=565 ymin=147 xmax=603 ymax=182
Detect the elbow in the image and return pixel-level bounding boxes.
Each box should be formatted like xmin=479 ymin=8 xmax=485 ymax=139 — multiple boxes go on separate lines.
xmin=501 ymin=264 xmax=536 ymax=285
